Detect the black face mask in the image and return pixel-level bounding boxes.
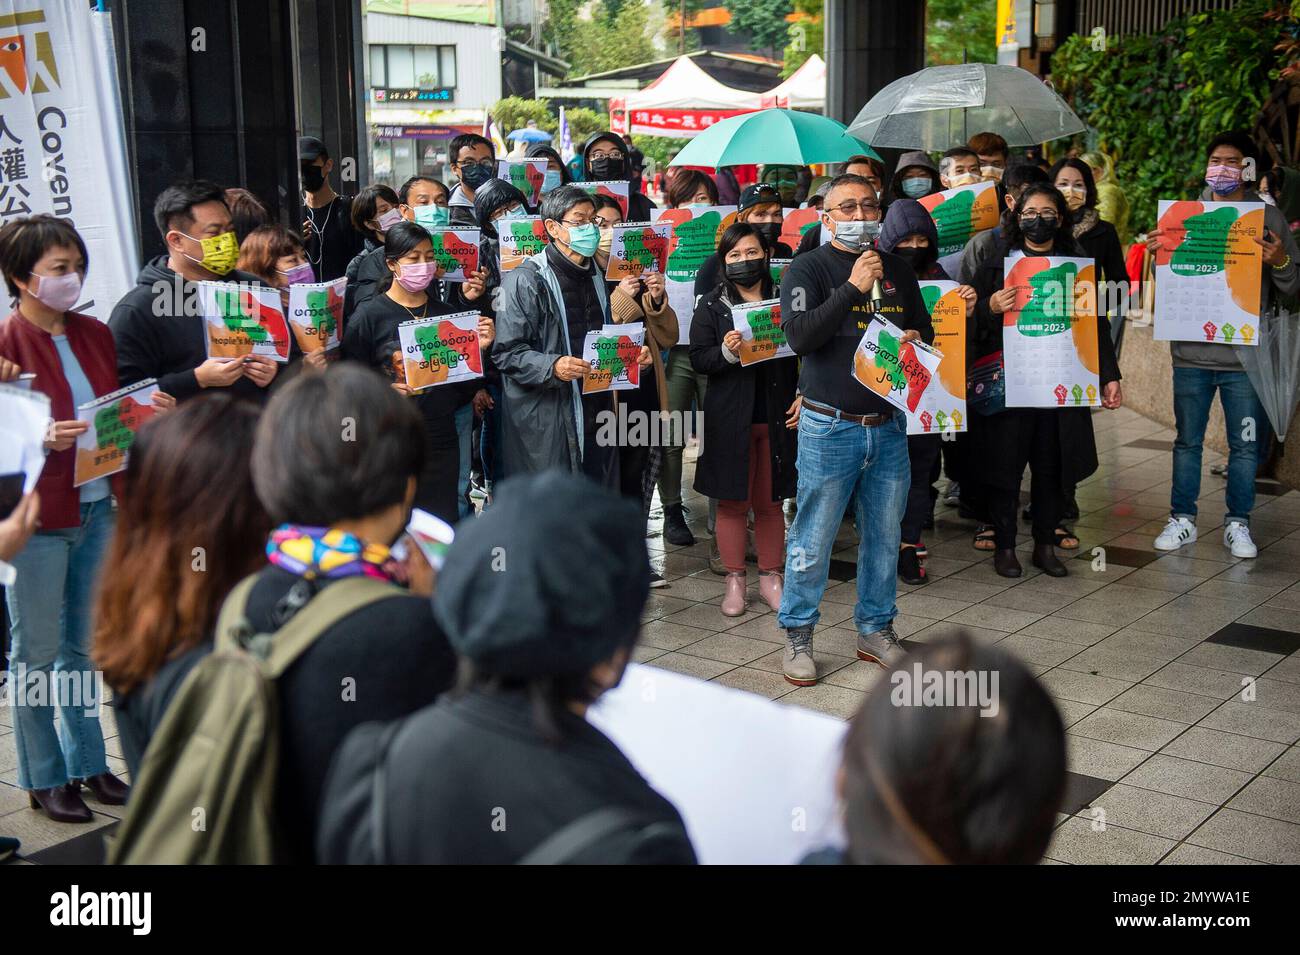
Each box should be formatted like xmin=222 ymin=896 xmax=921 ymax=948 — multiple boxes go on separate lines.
xmin=1021 ymin=215 xmax=1059 ymax=245
xmin=893 ymin=246 xmax=933 ymax=273
xmin=301 ymin=164 xmax=325 ymax=192
xmin=590 ymin=156 xmax=625 ymax=181
xmin=725 ymin=258 xmax=766 ymax=288
xmin=460 ymin=161 xmax=495 ymax=189
xmin=753 ymin=221 xmax=783 ymax=249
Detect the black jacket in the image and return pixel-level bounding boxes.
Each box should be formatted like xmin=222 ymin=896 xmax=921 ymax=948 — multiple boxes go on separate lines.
xmin=1074 ymin=217 xmax=1128 ymax=321
xmin=693 ymin=242 xmax=793 ymax=300
xmin=108 ymin=257 xmax=270 ymax=402
xmin=689 ymin=285 xmax=799 ymax=501
xmin=316 ymin=688 xmax=696 ymax=864
xmin=970 ymin=240 xmax=1122 ymax=490
xmin=343 ymin=239 xmax=385 ymax=320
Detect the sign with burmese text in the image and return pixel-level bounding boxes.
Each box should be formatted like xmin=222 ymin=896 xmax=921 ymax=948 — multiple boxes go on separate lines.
xmin=398 ymin=311 xmax=484 ymax=390
xmin=73 ymin=379 xmax=158 ymax=486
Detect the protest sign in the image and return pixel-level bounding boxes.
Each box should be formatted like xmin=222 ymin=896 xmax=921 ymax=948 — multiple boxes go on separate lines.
xmin=852 ymin=316 xmax=942 ymax=414
xmin=582 ymin=323 xmax=644 ymax=393
xmin=496 ymin=158 xmax=547 ymax=206
xmin=198 ymin=282 xmax=291 ymax=362
xmin=427 ymin=228 xmax=481 ymax=281
xmin=576 ymin=180 xmax=630 ymax=218
xmin=655 ymin=204 xmax=739 ymax=343
xmin=605 ymin=221 xmax=671 ymax=280
xmin=779 ymin=206 xmax=821 ymax=251
xmin=730 ymin=299 xmax=793 ymax=366
xmin=0 ymin=383 xmax=51 ymax=494
xmin=1152 ymin=199 xmax=1265 ymax=345
xmin=73 ymin=379 xmax=158 ymax=486
xmin=1002 ymin=256 xmax=1101 ymax=408
xmin=405 ymin=508 xmax=455 ymax=572
xmin=286 ymin=278 xmax=345 ymax=352
xmin=918 ymin=180 xmax=1001 ymax=256
xmin=397 ymin=311 xmax=484 ymax=391
xmin=769 ymin=258 xmax=792 ymax=288
xmin=498 ymin=216 xmax=548 ymax=272
xmin=909 ymin=281 xmax=967 ymax=435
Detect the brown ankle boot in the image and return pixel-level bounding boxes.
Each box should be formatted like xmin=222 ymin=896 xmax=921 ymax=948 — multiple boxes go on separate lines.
xmin=993 ymin=548 xmax=1022 ymax=578
xmin=73 ymin=772 xmax=130 ymax=806
xmin=28 ymin=786 xmax=93 ymax=823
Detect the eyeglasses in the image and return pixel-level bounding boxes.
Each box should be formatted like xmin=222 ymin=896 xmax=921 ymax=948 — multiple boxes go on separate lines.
xmin=828 ymin=200 xmax=881 ymax=218
xmin=593 ymin=215 xmax=617 ymax=228
xmin=561 ymin=216 xmax=593 ymax=227
xmin=1019 ymin=212 xmax=1059 ymax=224
xmin=590 ymin=149 xmax=623 ymax=160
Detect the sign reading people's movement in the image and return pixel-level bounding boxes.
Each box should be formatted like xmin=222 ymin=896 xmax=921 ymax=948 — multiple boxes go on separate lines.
xmin=731 ymin=299 xmax=793 ymax=366
xmin=1002 ymin=256 xmax=1101 ymax=408
xmin=605 ymin=221 xmax=672 ymax=280
xmin=852 ymin=316 xmax=942 ymax=414
xmin=576 ymin=180 xmax=630 ymax=219
xmin=73 ymin=379 xmax=159 ymax=487
xmin=655 ymin=204 xmax=739 ymax=344
xmin=199 ymin=283 xmax=291 ymax=362
xmin=910 ymin=281 xmax=967 ymax=435
xmin=582 ymin=323 xmax=644 ymax=393
xmin=1152 ymin=200 xmax=1265 ymax=345
xmin=397 ymin=311 xmax=484 ymax=390
xmin=496 ymin=158 xmax=547 ymax=206
xmin=0 ymin=383 xmax=52 ymax=494
xmin=498 ymin=216 xmax=548 ymax=272
xmin=917 ymin=181 xmax=1001 ymax=256
xmin=426 ymin=228 xmax=481 ymax=281
xmin=286 ymin=278 xmax=345 ymax=353
xmin=779 ymin=206 xmax=820 ymax=251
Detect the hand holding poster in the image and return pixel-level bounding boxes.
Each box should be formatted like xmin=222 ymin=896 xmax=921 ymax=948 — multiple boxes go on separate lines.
xmin=655 ymin=205 xmax=739 ymax=344
xmin=582 ymin=323 xmax=644 ymax=393
xmin=1002 ymin=256 xmax=1101 ymax=408
xmin=1152 ymin=200 xmax=1265 ymax=345
xmin=497 ymin=158 xmax=547 ymax=206
xmin=731 ymin=299 xmax=793 ymax=366
xmin=286 ymin=278 xmax=345 ymax=352
xmin=605 ymin=221 xmax=671 ymax=280
xmin=918 ymin=181 xmax=1001 ymax=257
xmin=576 ymin=180 xmax=630 ymax=219
xmin=398 ymin=311 xmax=484 ymax=390
xmin=852 ymin=316 xmax=942 ymax=414
xmin=199 ymin=282 xmax=291 ymax=362
xmin=499 ymin=216 xmax=548 ymax=272
xmin=405 ymin=508 xmax=454 ymax=572
xmin=0 ymin=384 xmax=52 ymax=494
xmin=910 ymin=281 xmax=967 ymax=435
xmin=73 ymin=379 xmax=159 ymax=487
xmin=427 ymin=228 xmax=481 ymax=282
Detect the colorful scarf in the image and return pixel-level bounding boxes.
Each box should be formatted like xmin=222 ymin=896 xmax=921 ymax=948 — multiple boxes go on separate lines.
xmin=1071 ymin=207 xmax=1100 ymax=240
xmin=266 ymin=525 xmax=395 ymax=581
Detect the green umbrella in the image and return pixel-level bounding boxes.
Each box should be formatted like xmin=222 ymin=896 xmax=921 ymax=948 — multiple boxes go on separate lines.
xmin=668 ymin=108 xmax=880 ymax=169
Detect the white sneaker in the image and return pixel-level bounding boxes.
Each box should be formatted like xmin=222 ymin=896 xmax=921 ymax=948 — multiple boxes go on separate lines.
xmin=1223 ymin=521 xmax=1258 ymax=559
xmin=1153 ymin=516 xmax=1197 ymax=551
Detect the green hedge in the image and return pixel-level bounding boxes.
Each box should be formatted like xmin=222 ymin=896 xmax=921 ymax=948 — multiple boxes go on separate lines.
xmin=1052 ymin=0 xmax=1284 ymax=232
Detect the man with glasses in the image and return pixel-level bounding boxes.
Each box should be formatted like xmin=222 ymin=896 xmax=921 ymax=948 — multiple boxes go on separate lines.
xmin=776 ymin=174 xmax=933 ymax=685
xmin=494 ymin=185 xmax=650 ymax=486
xmin=448 ymin=133 xmax=497 ymax=227
xmin=581 ymin=131 xmax=657 ymax=222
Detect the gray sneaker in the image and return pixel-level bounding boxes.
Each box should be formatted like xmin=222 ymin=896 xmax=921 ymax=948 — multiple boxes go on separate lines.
xmin=857 ymin=625 xmax=906 ymax=669
xmin=783 ymin=626 xmax=817 ymax=686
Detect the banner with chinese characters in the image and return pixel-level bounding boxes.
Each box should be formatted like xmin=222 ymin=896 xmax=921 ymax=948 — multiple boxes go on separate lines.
xmin=0 ymin=2 xmax=139 ymax=319
xmin=655 ymin=204 xmax=738 ymax=344
xmin=730 ymin=298 xmax=793 ymax=366
xmin=496 ymin=158 xmax=546 ymax=207
xmin=611 ymin=107 xmax=752 ymax=139
xmin=1152 ymin=199 xmax=1264 ymax=345
xmin=1002 ymin=256 xmax=1101 ymax=408
xmin=909 ymin=281 xmax=967 ymax=435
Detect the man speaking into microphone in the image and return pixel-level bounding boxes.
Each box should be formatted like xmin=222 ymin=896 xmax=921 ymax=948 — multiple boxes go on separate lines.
xmin=776 ymin=174 xmax=934 ymax=686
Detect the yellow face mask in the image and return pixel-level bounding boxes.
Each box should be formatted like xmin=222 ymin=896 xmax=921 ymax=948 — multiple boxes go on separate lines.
xmin=1061 ymin=185 xmax=1087 ymax=212
xmin=181 ymin=229 xmax=240 ymax=276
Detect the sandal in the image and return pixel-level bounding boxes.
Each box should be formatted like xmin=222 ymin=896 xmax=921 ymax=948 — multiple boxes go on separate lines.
xmin=973 ymin=525 xmax=996 ymax=551
xmin=1054 ymin=527 xmax=1080 ymax=550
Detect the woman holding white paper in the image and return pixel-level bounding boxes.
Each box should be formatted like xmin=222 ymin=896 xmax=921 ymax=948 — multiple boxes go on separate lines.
xmin=0 ymin=215 xmax=171 ymax=822
xmin=970 ymin=186 xmax=1122 ymax=580
xmin=689 ymin=223 xmax=799 ymax=617
xmin=237 ymin=224 xmax=331 ymax=378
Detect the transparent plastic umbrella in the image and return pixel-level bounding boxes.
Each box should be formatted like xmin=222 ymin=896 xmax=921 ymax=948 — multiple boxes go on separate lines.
xmin=846 ymin=64 xmax=1085 ymax=151
xmin=1236 ymin=307 xmax=1300 ymax=439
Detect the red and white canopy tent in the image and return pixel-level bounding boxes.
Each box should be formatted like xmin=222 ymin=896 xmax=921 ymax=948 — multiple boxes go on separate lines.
xmin=609 ymin=54 xmax=826 ymax=139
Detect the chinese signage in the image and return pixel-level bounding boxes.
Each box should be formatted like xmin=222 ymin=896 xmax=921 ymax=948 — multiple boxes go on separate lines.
xmin=372 ymin=87 xmax=454 ymax=103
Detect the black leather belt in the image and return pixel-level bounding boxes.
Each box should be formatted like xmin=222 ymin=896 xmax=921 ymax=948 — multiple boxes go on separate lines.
xmin=801 ymin=399 xmax=890 ymax=427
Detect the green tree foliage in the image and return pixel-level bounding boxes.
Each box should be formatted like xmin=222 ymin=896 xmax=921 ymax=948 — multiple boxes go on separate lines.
xmin=545 ymin=0 xmax=662 ymax=77
xmin=925 ymin=0 xmax=996 ymax=66
xmin=723 ymin=0 xmax=794 ymax=58
xmin=1052 ymin=0 xmax=1283 ymax=230
xmin=563 ymin=107 xmax=608 ymax=145
xmin=781 ymin=0 xmax=822 ymax=79
xmin=632 ymin=134 xmax=691 ymax=175
xmin=491 ymin=97 xmax=557 ymax=135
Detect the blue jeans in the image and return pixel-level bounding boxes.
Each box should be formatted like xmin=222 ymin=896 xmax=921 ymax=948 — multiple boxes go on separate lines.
xmin=4 ymin=498 xmax=114 ymax=790
xmin=1171 ymin=368 xmax=1263 ymax=525
xmin=455 ymin=402 xmax=473 ymax=519
xmin=779 ymin=407 xmax=910 ymax=634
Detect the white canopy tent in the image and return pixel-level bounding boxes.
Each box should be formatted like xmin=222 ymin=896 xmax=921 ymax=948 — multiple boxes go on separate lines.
xmin=760 ymin=54 xmax=826 ymax=111
xmin=609 ymin=55 xmax=763 ymax=138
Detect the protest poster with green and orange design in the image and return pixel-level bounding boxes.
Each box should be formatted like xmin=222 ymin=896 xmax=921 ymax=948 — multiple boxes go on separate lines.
xmin=73 ymin=379 xmax=159 ymax=487
xmin=918 ymin=181 xmax=1001 ymax=256
xmin=398 ymin=311 xmax=484 ymax=391
xmin=287 ymin=277 xmax=345 ymax=352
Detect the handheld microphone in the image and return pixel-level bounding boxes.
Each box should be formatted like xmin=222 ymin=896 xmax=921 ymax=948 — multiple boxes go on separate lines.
xmin=869 ymin=236 xmax=883 ymax=307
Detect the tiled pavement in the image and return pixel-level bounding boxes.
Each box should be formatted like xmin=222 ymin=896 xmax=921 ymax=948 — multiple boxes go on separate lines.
xmin=3 ymin=406 xmax=1299 ymax=864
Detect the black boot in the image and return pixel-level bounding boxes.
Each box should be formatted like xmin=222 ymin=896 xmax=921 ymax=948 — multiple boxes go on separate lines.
xmin=662 ymin=503 xmax=695 ymax=546
xmin=993 ymin=548 xmax=1022 ymax=578
xmin=898 ymin=546 xmax=926 ymax=585
xmin=1032 ymin=543 xmax=1068 ymax=577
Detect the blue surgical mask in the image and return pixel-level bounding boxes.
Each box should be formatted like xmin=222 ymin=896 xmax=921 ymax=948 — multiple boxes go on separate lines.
xmin=414 ymin=204 xmax=450 ymax=229
xmin=498 ymin=205 xmax=526 ymax=220
xmin=901 ymin=177 xmax=931 ymax=198
xmin=565 ymin=223 xmax=601 ymax=258
xmin=541 ymin=169 xmax=563 ymax=194
xmin=830 ymin=218 xmax=881 ymax=253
